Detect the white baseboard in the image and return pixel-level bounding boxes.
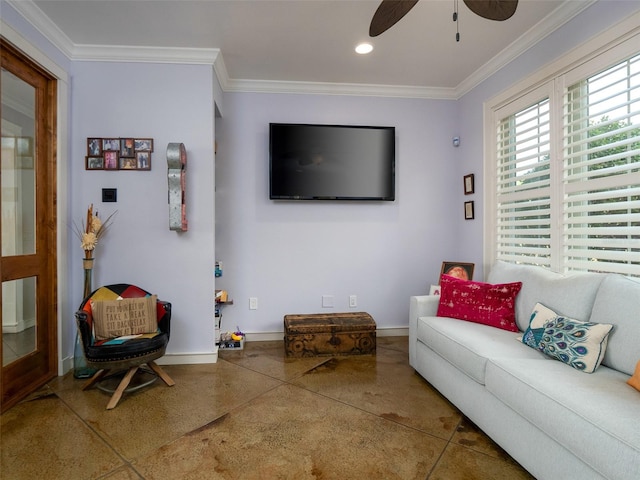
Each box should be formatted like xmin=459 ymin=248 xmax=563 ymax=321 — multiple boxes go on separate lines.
xmin=2 ymin=316 xmax=36 ymax=334
xmin=58 ymin=327 xmax=407 ymax=374
xmin=376 ymin=327 xmax=409 ymax=337
xmin=245 ymin=326 xmax=408 ymax=342
xmin=155 ymin=350 xmax=218 ymax=365
xmin=62 ymin=355 xmax=74 ymax=375
xmin=60 ymin=350 xmax=219 ymax=375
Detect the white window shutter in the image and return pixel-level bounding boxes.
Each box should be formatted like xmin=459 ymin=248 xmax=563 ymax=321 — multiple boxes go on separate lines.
xmin=562 ymin=54 xmax=640 ymax=275
xmin=495 ymin=99 xmax=553 ymax=267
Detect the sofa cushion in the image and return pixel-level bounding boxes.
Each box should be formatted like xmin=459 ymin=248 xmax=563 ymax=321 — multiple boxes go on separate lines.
xmin=590 ymin=274 xmax=640 ymax=376
xmin=416 ymin=316 xmax=548 ymax=385
xmin=436 ymin=274 xmax=521 ymax=332
xmin=486 ymin=358 xmax=640 ymax=480
xmin=522 ymin=302 xmax=613 ymax=373
xmin=487 ymin=261 xmax=605 ymax=332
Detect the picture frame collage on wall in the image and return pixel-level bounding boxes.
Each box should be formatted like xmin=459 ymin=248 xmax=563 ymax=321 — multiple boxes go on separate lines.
xmin=86 ymin=138 xmax=154 ymax=171
xmin=463 ymin=173 xmax=475 ymax=220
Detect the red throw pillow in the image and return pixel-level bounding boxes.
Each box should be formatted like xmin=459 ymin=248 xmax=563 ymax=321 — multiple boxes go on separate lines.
xmin=437 ymin=274 xmax=522 ymax=332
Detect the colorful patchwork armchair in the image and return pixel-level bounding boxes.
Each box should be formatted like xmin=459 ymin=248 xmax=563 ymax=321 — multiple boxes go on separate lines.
xmin=74 ymin=284 xmax=174 ymax=409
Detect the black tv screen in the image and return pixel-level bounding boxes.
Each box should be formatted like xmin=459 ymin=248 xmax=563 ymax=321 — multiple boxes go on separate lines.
xmin=269 ymin=123 xmax=395 ymax=201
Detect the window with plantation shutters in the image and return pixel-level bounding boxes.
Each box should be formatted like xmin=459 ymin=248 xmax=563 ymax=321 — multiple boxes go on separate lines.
xmin=563 ymin=54 xmax=640 ymax=276
xmin=486 ymin=29 xmax=640 ymax=278
xmin=495 ymin=98 xmax=552 ymax=268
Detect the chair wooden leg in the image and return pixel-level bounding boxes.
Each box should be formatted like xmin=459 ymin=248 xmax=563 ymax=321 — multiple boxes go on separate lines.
xmin=82 ymin=369 xmax=109 ymax=391
xmin=148 ymin=361 xmax=175 ymax=387
xmin=106 ymin=366 xmax=138 ymax=410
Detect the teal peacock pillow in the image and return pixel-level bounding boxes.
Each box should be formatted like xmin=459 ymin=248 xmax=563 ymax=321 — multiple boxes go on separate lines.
xmin=522 ymin=303 xmax=613 ymax=373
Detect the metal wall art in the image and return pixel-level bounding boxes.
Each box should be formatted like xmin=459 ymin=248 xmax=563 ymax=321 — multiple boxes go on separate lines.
xmin=167 ymin=142 xmax=188 ymax=232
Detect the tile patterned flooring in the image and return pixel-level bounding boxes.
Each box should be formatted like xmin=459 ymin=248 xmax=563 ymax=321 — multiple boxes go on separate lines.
xmin=1 ymin=337 xmax=534 ymax=479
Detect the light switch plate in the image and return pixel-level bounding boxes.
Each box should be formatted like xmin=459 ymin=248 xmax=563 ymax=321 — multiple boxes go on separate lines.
xmin=102 ymin=188 xmax=117 ymax=202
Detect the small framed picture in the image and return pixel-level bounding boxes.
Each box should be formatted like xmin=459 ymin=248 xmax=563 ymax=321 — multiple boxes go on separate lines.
xmin=135 ymin=138 xmax=154 ymax=151
xmin=120 ymin=138 xmax=135 ymax=157
xmin=104 ymin=150 xmax=119 ymax=170
xmin=102 ymin=138 xmax=120 ymax=151
xmin=136 ymin=151 xmax=151 ymax=170
xmin=119 ymin=156 xmax=137 ymax=170
xmin=440 ymin=262 xmax=475 ymax=281
xmin=464 ymin=174 xmax=475 ymax=195
xmin=464 ymin=201 xmax=475 ymax=220
xmin=87 ymin=138 xmax=102 ymax=156
xmin=86 ymin=156 xmax=104 ymax=170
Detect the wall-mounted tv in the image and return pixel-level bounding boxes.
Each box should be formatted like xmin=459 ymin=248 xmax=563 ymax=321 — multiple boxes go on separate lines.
xmin=269 ymin=123 xmax=395 ymax=201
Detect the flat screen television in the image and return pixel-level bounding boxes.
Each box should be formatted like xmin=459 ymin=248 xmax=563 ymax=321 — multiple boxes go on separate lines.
xmin=269 ymin=123 xmax=395 ymax=201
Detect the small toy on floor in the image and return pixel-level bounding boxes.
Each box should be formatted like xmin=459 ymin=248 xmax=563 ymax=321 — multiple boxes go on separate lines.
xmin=219 ymin=328 xmax=245 ymax=350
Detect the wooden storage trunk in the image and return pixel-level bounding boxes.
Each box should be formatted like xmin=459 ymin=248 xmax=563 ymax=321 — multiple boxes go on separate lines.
xmin=284 ymin=312 xmax=376 ymax=357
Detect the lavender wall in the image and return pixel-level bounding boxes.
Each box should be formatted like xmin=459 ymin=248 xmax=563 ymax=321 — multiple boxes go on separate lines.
xmin=70 ymin=61 xmax=217 ymax=357
xmin=3 ymin=0 xmax=638 ymax=361
xmin=215 ymin=93 xmax=461 ymax=334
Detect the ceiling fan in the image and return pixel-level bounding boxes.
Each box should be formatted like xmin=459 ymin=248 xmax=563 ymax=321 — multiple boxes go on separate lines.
xmin=369 ymin=0 xmax=519 ymax=37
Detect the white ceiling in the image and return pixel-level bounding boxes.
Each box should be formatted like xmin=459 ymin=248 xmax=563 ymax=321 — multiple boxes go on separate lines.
xmin=22 ymin=0 xmax=596 ymax=97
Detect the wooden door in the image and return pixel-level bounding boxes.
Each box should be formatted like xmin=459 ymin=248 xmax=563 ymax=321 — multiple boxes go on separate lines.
xmin=1 ymin=38 xmax=58 ymax=412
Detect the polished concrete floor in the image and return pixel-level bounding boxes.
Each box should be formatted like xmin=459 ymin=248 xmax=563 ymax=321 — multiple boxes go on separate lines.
xmin=2 ymin=326 xmax=36 ymax=366
xmin=1 ymin=337 xmax=533 ymax=479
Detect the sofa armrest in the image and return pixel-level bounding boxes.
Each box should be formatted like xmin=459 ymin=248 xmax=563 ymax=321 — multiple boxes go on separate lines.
xmin=410 ymin=295 xmax=439 ymax=319
xmin=409 ymin=295 xmax=440 ymax=367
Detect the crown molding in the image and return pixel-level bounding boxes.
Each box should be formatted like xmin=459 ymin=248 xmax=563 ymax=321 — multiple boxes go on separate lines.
xmin=212 ymin=52 xmax=231 ymax=91
xmin=8 ymin=0 xmax=597 ymax=100
xmin=455 ymin=0 xmax=597 ymax=97
xmin=6 ymin=0 xmax=221 ymax=66
xmin=224 ymin=78 xmax=457 ymax=100
xmin=6 ymin=0 xmax=75 ymax=59
xmin=72 ymin=44 xmax=221 ymax=65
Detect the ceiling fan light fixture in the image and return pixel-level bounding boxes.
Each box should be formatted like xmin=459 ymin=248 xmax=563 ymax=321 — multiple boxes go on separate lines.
xmin=355 ymin=43 xmax=374 ymax=54
xmin=369 ymin=0 xmax=518 ymax=38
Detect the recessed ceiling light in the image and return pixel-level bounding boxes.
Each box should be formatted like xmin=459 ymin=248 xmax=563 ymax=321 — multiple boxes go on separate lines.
xmin=355 ymin=43 xmax=373 ymax=55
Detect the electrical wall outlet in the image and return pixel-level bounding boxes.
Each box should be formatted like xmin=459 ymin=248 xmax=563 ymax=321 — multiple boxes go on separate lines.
xmin=249 ymin=297 xmax=258 ymax=310
xmin=349 ymin=295 xmax=357 ymax=308
xmin=322 ymin=295 xmax=334 ymax=308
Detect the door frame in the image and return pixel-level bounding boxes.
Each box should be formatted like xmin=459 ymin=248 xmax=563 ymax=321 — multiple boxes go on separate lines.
xmin=2 ymin=21 xmax=70 ymax=377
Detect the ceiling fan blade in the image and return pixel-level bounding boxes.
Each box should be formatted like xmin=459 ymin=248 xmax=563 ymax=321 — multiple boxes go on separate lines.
xmin=369 ymin=0 xmax=420 ymax=37
xmin=463 ymin=0 xmax=518 ymax=21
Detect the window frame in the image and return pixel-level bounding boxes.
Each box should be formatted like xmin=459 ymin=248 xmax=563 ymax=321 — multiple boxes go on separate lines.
xmin=484 ymin=14 xmax=640 ymax=276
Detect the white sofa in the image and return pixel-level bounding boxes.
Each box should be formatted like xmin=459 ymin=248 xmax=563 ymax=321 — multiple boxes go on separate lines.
xmin=409 ymin=261 xmax=640 ymax=480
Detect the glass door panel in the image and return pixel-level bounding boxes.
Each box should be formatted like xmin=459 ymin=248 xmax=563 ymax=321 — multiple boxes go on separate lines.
xmin=1 ymin=39 xmax=57 ymax=412
xmin=2 ymin=277 xmax=37 ymax=366
xmin=1 ymin=68 xmax=37 ymax=365
xmin=1 ymin=69 xmax=36 ymax=258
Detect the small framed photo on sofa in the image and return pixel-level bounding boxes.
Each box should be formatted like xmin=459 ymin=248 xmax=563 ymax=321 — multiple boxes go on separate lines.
xmin=440 ymin=262 xmax=475 ymax=282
